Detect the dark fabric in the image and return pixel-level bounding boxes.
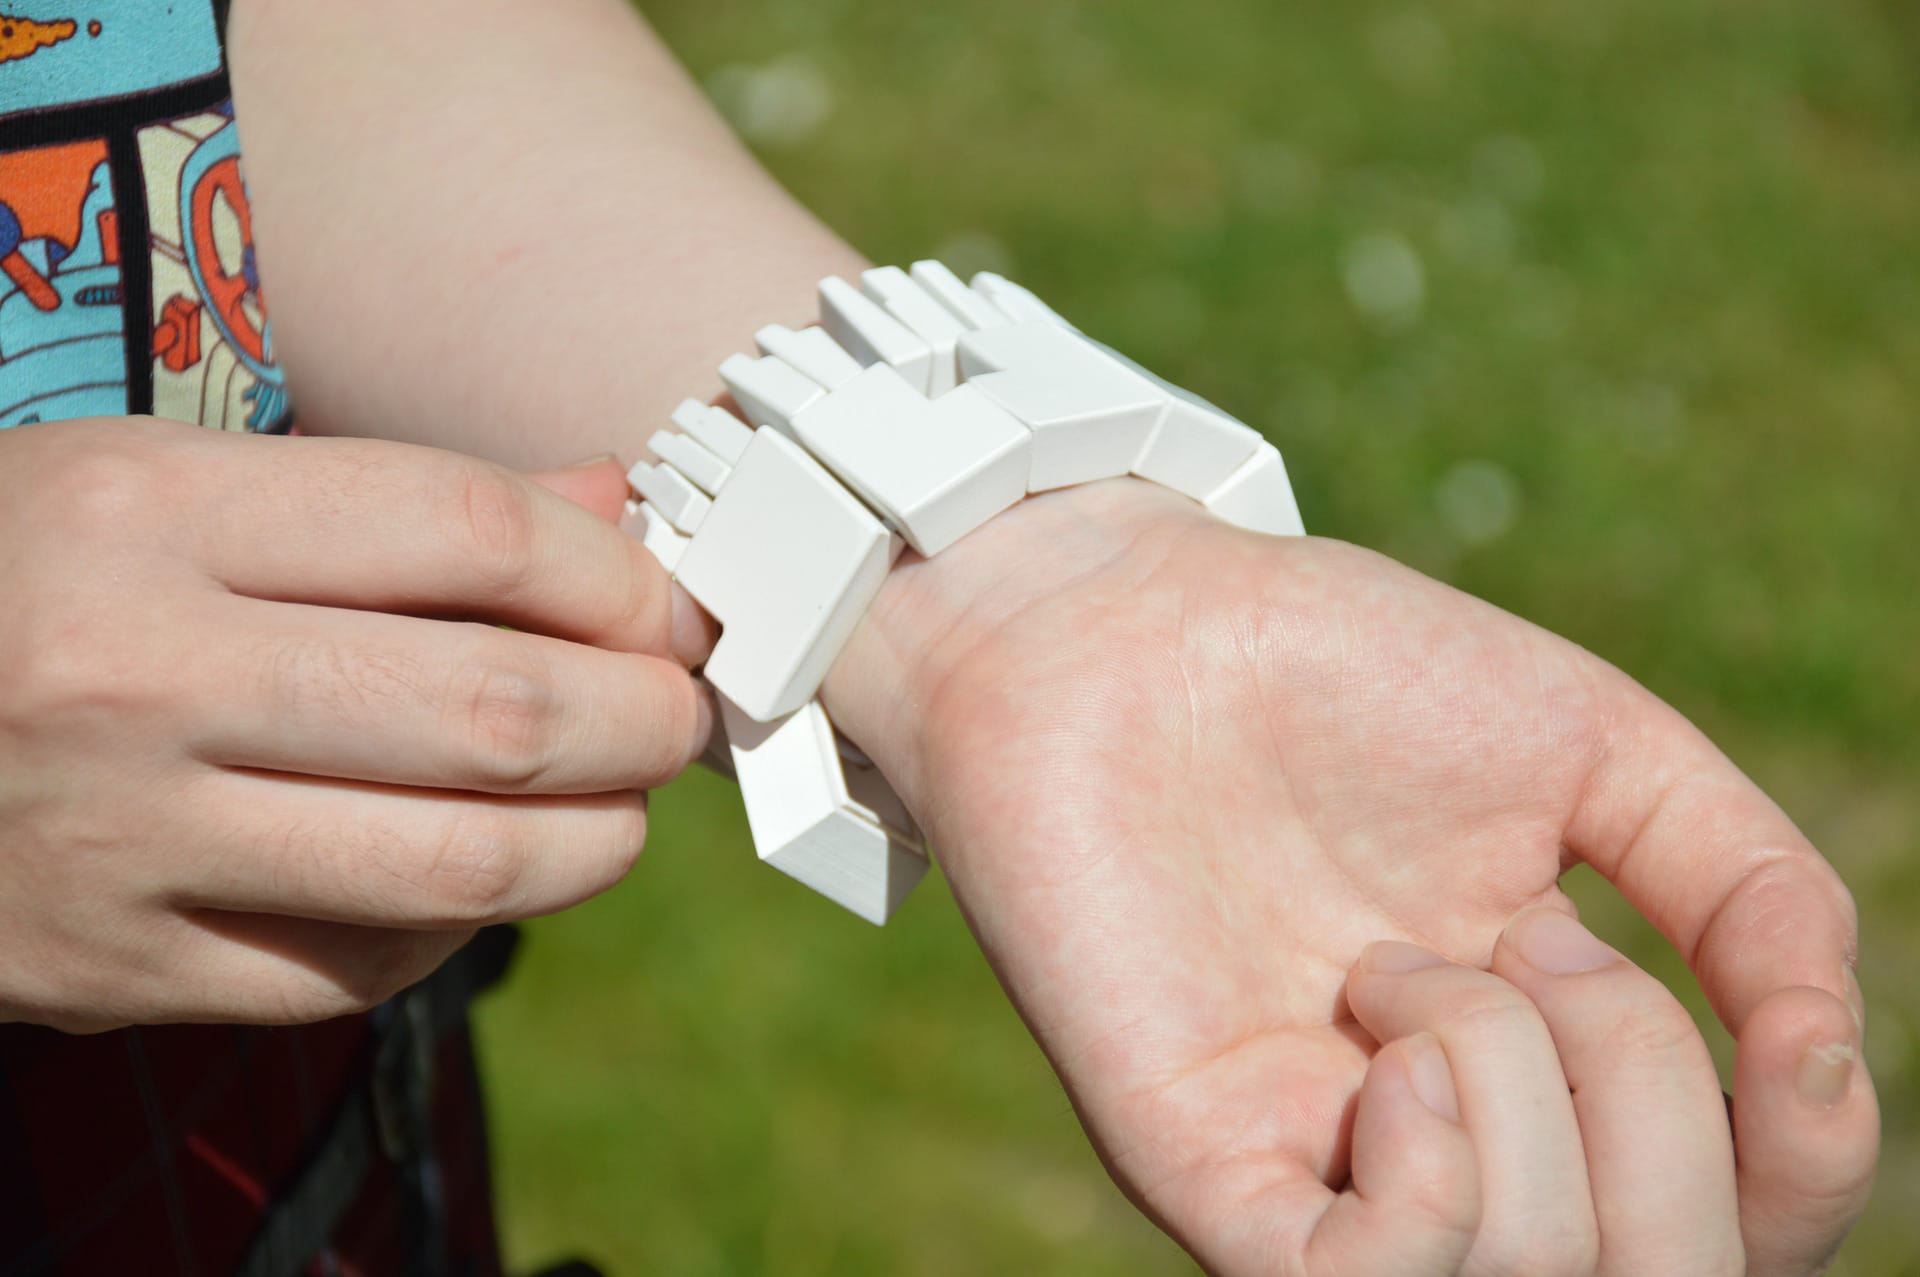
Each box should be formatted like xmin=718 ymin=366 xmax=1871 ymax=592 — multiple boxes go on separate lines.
xmin=0 ymin=929 xmax=515 ymax=1277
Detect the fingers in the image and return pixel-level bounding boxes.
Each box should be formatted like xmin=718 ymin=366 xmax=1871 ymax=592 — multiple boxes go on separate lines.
xmin=1298 ymin=1032 xmax=1481 ymax=1277
xmin=168 ymin=913 xmax=479 ymax=1024
xmin=38 ymin=912 xmax=476 ymax=1030
xmin=1568 ymin=679 xmax=1858 ymax=1034
xmin=1729 ymin=986 xmax=1878 ymax=1277
xmin=172 ymin=768 xmax=649 ymax=929
xmin=505 ymin=456 xmax=722 ymax=667
xmin=1492 ymin=908 xmax=1743 ymax=1274
xmin=1347 ymin=941 xmax=1600 ymax=1275
xmin=525 ymin=454 xmax=631 ymax=523
xmin=195 ymin=598 xmax=706 ymax=793
xmin=192 ymin=434 xmax=675 ymax=656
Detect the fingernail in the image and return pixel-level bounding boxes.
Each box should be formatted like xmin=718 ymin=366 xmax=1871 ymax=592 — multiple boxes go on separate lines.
xmin=1507 ymin=909 xmax=1618 ymax=975
xmin=1362 ymin=940 xmax=1450 ymax=974
xmin=1404 ymin=1032 xmax=1461 ymax=1121
xmin=1795 ymin=1039 xmax=1855 ymax=1111
xmin=564 ymin=451 xmax=621 ymax=470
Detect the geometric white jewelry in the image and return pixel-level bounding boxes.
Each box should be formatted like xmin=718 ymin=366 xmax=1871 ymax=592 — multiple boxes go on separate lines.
xmin=627 ymin=263 xmax=1305 ymax=923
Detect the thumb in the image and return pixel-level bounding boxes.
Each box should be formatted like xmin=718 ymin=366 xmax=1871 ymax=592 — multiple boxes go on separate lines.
xmin=527 ymin=454 xmax=629 ymax=524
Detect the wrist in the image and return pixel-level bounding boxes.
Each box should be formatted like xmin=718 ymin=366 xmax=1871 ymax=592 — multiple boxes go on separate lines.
xmin=630 ymin=262 xmax=1302 ymax=922
xmin=818 ymin=476 xmax=1203 ymax=811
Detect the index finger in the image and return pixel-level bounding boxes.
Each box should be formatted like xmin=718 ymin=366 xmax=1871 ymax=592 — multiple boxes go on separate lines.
xmin=1566 ymin=672 xmax=1860 ymax=1035
xmin=191 ymin=433 xmax=674 ymax=656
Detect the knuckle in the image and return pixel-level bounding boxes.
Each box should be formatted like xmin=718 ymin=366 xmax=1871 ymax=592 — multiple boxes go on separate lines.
xmin=417 ymin=811 xmax=528 ymax=923
xmin=4 ymin=615 xmax=155 ymax=727
xmin=35 ymin=444 xmax=161 ymax=536
xmin=447 ymin=463 xmax=539 ymax=590
xmin=1440 ymin=982 xmax=1543 ymax=1043
xmin=1593 ymin=995 xmax=1702 ymax=1063
xmin=452 ymin=654 xmax=560 ymax=789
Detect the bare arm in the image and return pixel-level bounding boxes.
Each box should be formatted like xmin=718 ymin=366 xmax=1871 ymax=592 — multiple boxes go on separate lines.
xmin=229 ymin=0 xmax=861 ymax=468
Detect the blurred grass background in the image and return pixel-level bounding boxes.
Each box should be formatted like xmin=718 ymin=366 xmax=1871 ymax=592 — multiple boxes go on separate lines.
xmin=473 ymin=0 xmax=1920 ymax=1271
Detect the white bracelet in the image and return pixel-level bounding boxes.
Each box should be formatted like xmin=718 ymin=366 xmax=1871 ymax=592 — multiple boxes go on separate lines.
xmin=625 ymin=262 xmax=1304 ymax=924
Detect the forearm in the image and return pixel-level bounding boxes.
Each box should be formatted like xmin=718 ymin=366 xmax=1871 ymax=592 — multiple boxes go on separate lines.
xmin=228 ymin=0 xmax=862 ymax=468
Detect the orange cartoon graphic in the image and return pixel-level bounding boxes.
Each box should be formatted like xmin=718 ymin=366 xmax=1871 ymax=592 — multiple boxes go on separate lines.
xmin=0 ymin=14 xmax=77 ymax=65
xmin=0 ymin=140 xmax=110 ymax=311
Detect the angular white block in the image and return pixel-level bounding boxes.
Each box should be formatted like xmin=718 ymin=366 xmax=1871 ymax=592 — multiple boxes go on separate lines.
xmin=755 ymin=324 xmax=862 ymax=390
xmin=957 ymin=321 xmax=1164 ymax=492
xmin=861 ymin=266 xmax=967 ymax=397
xmin=819 ymin=276 xmax=935 ymax=394
xmin=648 ymin=429 xmax=731 ymax=496
xmin=910 ymin=259 xmax=1008 ymax=331
xmin=790 ymin=363 xmax=1032 ymax=556
xmin=1131 ymin=398 xmax=1265 ymax=501
xmin=620 ymin=499 xmax=692 ymax=572
xmin=1074 ymin=335 xmax=1265 ymax=499
xmin=673 ymin=428 xmax=900 ymax=721
xmin=720 ymin=353 xmax=825 ymax=435
xmin=970 ymin=271 xmax=1079 ymax=332
xmin=1202 ymin=441 xmax=1306 ymax=536
xmin=721 ymin=695 xmax=927 ymax=925
xmin=671 ymin=398 xmax=755 ymax=466
xmin=626 ymin=461 xmax=711 ymax=535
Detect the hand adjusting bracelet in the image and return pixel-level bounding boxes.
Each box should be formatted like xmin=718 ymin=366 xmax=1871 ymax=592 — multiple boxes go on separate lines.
xmin=624 ymin=262 xmax=1305 ymax=924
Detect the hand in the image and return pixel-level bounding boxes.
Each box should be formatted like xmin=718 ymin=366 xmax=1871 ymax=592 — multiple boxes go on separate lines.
xmin=1332 ymin=912 xmax=1762 ymax=1275
xmin=822 ymin=478 xmax=1876 ymax=1275
xmin=0 ymin=418 xmax=706 ymax=1031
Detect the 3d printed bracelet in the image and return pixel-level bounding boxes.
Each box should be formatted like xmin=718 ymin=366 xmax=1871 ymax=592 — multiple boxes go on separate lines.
xmin=623 ymin=262 xmax=1304 ymax=924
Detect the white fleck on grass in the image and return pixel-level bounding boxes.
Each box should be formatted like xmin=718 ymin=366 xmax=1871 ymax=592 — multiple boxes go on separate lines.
xmin=1343 ymin=232 xmax=1427 ymax=329
xmin=706 ymin=56 xmax=834 ymax=147
xmin=1435 ymin=459 xmax=1521 ymax=546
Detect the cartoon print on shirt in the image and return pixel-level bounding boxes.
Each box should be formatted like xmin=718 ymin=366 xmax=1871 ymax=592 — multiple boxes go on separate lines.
xmin=141 ymin=106 xmax=289 ymax=431
xmin=0 ymin=2 xmax=219 ymax=119
xmin=0 ymin=13 xmax=79 ymax=66
xmin=0 ymin=139 xmax=128 ymax=427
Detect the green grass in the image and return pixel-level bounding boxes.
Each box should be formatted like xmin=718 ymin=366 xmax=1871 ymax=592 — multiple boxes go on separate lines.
xmin=475 ymin=0 xmax=1920 ymax=1270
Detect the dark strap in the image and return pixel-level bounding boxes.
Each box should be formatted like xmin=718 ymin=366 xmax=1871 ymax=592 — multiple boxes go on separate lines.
xmin=234 ymin=927 xmax=519 ymax=1277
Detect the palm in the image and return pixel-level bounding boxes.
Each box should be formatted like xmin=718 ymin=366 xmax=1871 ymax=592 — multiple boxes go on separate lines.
xmin=823 ymin=478 xmax=1857 ymax=1271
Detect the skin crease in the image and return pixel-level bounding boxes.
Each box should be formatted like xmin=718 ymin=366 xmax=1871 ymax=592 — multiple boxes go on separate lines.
xmin=205 ymin=0 xmax=1880 ymax=1270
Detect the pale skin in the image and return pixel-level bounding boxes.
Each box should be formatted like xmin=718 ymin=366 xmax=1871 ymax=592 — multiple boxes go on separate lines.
xmin=0 ymin=0 xmax=1876 ymax=1272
